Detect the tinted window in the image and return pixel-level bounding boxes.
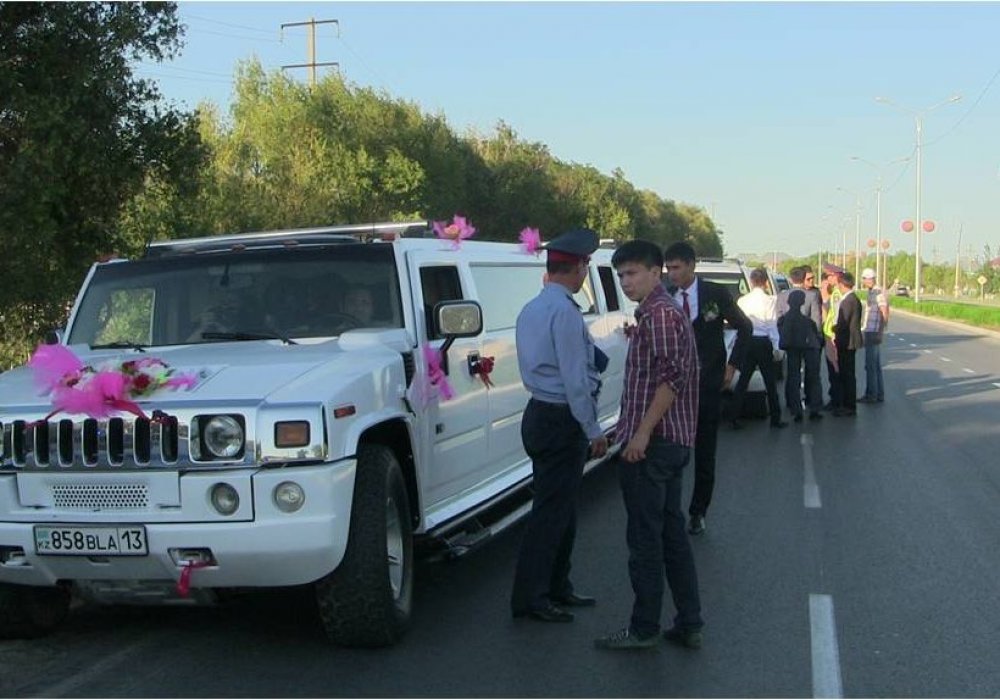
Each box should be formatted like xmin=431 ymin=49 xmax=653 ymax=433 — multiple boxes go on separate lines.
xmin=420 ymin=266 xmax=463 ymax=339
xmin=598 ymin=266 xmax=621 ymax=312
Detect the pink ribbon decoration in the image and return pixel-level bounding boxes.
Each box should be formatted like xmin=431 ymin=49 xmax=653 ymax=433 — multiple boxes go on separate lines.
xmin=423 ymin=343 xmax=454 ymax=401
xmin=27 ymin=345 xmax=199 ymax=422
xmin=432 ymin=215 xmax=476 ymax=250
xmin=176 ymin=560 xmax=211 ymax=598
xmin=518 ymin=227 xmax=542 ymax=255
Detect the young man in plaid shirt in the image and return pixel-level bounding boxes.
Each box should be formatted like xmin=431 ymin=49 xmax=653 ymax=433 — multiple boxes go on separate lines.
xmin=595 ymin=240 xmax=704 ymax=651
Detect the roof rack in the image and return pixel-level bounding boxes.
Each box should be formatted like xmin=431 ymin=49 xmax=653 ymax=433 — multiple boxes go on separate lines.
xmin=142 ymin=221 xmax=431 ymax=258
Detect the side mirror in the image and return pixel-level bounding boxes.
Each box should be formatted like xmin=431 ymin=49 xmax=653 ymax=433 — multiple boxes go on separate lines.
xmin=44 ymin=329 xmax=64 ymax=345
xmin=435 ymin=300 xmax=483 ymax=338
xmin=433 ymin=301 xmax=483 ymax=375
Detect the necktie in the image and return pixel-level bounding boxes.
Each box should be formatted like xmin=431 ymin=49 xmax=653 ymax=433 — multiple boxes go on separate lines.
xmin=682 ymin=291 xmax=691 ymax=320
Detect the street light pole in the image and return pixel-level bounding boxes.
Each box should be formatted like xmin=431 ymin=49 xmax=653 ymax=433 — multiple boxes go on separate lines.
xmin=875 ymin=94 xmax=961 ymax=303
xmin=836 ymin=187 xmax=862 ymax=278
xmin=849 ymin=155 xmax=909 ymax=292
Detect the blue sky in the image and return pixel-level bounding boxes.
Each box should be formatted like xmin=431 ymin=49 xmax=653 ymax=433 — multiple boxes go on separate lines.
xmin=140 ymin=2 xmax=1000 ymax=263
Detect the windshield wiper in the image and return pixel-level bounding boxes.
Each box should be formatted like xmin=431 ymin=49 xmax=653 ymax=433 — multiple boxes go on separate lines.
xmin=200 ymin=330 xmax=297 ymax=345
xmin=91 ymin=341 xmax=147 ymax=352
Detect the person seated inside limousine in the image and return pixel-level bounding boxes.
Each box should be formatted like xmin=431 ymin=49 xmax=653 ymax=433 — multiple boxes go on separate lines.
xmin=340 ymin=285 xmax=375 ymax=325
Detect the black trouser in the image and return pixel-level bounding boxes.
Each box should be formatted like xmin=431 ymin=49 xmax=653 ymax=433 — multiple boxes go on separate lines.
xmin=619 ymin=437 xmax=702 ymax=637
xmin=836 ymin=345 xmax=857 ymax=411
xmin=511 ymin=399 xmax=589 ymax=614
xmin=825 ymin=349 xmax=842 ymax=409
xmin=731 ymin=336 xmax=782 ymax=424
xmin=785 ymin=346 xmax=823 ymax=416
xmin=689 ymin=395 xmax=720 ymax=519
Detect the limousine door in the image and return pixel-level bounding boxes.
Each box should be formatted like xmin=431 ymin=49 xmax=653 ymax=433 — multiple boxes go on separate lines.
xmin=406 ymin=255 xmax=491 ymax=513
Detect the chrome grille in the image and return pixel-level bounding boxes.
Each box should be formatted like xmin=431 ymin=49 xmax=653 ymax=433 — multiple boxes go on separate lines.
xmin=52 ymin=483 xmax=150 ymax=510
xmin=1 ymin=417 xmax=183 ymax=469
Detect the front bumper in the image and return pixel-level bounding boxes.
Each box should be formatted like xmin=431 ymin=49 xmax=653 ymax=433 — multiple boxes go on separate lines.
xmin=0 ymin=460 xmax=357 ymax=590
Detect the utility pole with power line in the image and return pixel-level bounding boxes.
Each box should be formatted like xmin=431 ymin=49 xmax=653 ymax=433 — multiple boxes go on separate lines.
xmin=280 ymin=17 xmax=339 ymax=88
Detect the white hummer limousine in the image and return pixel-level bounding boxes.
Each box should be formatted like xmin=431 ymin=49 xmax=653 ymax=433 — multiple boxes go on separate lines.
xmin=0 ymin=222 xmax=632 ymax=646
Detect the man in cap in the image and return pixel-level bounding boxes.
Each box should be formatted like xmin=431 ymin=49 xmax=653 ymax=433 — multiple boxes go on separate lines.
xmin=662 ymin=241 xmax=752 ymax=536
xmin=858 ymin=267 xmax=889 ymax=403
xmin=511 ymin=227 xmax=609 ymax=623
xmin=820 ymin=262 xmax=846 ymax=411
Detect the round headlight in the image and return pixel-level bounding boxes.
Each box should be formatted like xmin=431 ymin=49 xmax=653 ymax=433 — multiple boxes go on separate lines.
xmin=210 ymin=482 xmax=240 ymax=515
xmin=274 ymin=481 xmax=306 ymax=513
xmin=204 ymin=416 xmax=244 ymax=458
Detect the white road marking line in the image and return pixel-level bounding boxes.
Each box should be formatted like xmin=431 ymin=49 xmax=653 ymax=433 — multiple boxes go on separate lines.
xmin=993 ymin=383 xmax=1000 ymax=390
xmin=810 ymin=594 xmax=844 ymax=699
xmin=923 ymin=349 xmax=932 ymax=354
xmin=801 ymin=434 xmax=821 ymax=509
xmin=964 ymin=368 xmax=975 ymax=374
xmin=30 ymin=637 xmax=155 ymax=698
xmin=941 ymin=357 xmax=952 ymax=362
xmin=909 ymin=343 xmax=918 ymax=347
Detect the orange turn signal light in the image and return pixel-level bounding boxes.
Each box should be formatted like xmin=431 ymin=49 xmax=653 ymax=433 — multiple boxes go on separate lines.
xmin=275 ymin=421 xmax=310 ymax=448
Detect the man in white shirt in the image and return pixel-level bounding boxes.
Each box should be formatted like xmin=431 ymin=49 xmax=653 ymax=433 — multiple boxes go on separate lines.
xmin=730 ymin=268 xmax=787 ymax=428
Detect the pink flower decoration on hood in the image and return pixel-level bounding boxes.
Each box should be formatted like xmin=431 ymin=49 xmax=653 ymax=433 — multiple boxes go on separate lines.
xmin=518 ymin=227 xmax=542 ymax=255
xmin=433 ymin=215 xmax=476 ymax=250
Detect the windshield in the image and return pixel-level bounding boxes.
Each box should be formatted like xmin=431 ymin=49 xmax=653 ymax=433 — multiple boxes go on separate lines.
xmin=67 ymin=244 xmax=403 ymax=347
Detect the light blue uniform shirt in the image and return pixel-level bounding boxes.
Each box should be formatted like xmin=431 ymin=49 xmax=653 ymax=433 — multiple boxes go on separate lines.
xmin=515 ymin=283 xmax=602 ymax=440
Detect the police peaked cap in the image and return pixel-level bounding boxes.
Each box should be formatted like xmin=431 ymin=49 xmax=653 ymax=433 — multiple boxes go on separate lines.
xmin=543 ymin=228 xmax=600 ymax=262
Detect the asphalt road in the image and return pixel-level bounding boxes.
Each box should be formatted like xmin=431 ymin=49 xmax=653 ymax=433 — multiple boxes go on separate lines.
xmin=3 ymin=311 xmax=1000 ymax=698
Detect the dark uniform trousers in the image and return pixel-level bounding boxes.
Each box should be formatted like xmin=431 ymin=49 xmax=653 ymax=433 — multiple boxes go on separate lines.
xmin=510 ymin=398 xmax=589 ymax=614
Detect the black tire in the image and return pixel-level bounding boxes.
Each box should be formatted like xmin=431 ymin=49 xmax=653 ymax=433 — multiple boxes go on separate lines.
xmin=315 ymin=444 xmax=413 ymax=647
xmin=0 ymin=583 xmax=70 ymax=639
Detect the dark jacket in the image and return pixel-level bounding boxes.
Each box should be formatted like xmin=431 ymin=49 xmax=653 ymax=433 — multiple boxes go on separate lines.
xmin=777 ymin=287 xmax=823 ymax=349
xmin=687 ymin=278 xmax=752 ymax=396
xmin=834 ymin=290 xmax=863 ymax=351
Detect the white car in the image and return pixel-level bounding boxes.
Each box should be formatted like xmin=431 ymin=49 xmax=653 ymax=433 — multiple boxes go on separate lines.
xmin=0 ymin=222 xmax=630 ymax=645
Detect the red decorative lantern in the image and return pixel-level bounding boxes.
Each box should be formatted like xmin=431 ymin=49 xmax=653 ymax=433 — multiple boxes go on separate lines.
xmin=867 ymin=238 xmax=876 ymax=248
xmin=901 ymin=220 xmax=914 ymax=233
xmin=922 ymin=220 xmax=935 ymax=233
xmin=881 ymin=240 xmax=891 ymax=250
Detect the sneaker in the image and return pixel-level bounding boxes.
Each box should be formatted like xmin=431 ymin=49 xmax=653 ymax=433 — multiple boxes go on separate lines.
xmin=594 ymin=627 xmax=660 ymax=650
xmin=663 ymin=626 xmax=703 ymax=649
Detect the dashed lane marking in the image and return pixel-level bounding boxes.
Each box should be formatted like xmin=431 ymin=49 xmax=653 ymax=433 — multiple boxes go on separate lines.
xmin=993 ymin=383 xmax=1000 ymax=390
xmin=801 ymin=433 xmax=820 ymax=509
xmin=964 ymin=368 xmax=975 ymax=374
xmin=810 ymin=594 xmax=844 ymax=698
xmin=941 ymin=357 xmax=952 ymax=362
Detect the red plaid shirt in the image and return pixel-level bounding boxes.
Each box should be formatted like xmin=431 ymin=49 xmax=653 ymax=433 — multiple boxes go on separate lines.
xmin=617 ymin=285 xmax=699 ymax=447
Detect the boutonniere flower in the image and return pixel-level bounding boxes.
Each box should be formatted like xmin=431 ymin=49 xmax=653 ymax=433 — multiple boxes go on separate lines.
xmin=702 ymin=301 xmax=720 ymax=322
xmin=433 ymin=215 xmax=476 ymax=250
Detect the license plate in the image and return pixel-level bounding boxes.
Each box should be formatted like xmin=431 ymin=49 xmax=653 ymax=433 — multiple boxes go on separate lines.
xmin=34 ymin=525 xmax=148 ymax=556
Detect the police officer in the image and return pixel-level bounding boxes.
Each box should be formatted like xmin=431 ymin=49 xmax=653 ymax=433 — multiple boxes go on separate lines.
xmin=511 ymin=227 xmax=609 ymax=623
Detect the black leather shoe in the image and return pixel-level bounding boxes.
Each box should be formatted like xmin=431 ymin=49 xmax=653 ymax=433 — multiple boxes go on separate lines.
xmin=793 ymin=413 xmax=804 ymax=423
xmin=552 ymin=592 xmax=596 ymax=607
xmin=770 ymin=420 xmax=789 ymax=428
xmin=808 ymin=412 xmax=823 ymax=421
xmin=688 ymin=514 xmax=706 ymax=535
xmin=832 ymin=408 xmax=857 ymax=417
xmin=730 ymin=420 xmax=743 ymax=430
xmin=528 ymin=604 xmax=574 ymax=623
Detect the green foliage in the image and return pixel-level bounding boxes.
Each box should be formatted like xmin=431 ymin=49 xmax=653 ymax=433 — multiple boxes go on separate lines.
xmin=150 ymin=60 xmax=725 ymax=250
xmin=892 ymin=296 xmax=1000 ymax=331
xmin=0 ymin=1 xmax=205 ymax=368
